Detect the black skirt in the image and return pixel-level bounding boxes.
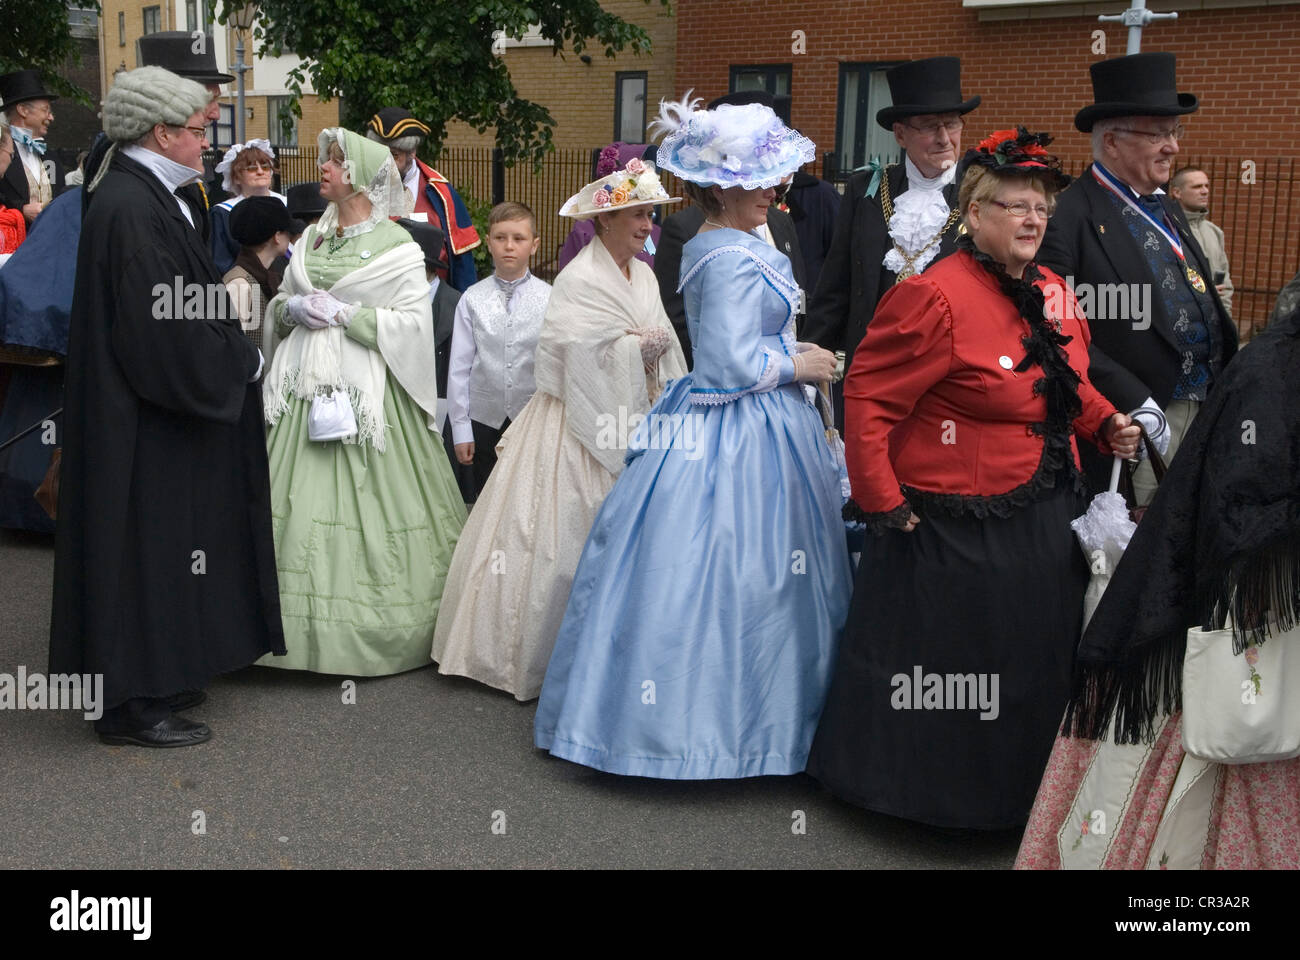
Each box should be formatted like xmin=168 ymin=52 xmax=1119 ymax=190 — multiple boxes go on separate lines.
xmin=807 ymin=478 xmax=1089 ymax=830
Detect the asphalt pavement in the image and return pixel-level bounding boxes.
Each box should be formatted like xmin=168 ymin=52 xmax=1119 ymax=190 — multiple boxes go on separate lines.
xmin=1 ymin=528 xmax=1022 ymax=869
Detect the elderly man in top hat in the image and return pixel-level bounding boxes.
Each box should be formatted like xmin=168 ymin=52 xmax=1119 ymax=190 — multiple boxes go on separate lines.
xmin=0 ymin=70 xmax=57 ymax=225
xmin=1038 ymin=52 xmax=1238 ymax=505
xmin=137 ymin=31 xmax=235 ymax=237
xmin=803 ymin=57 xmax=977 ymax=426
xmin=366 ymin=108 xmax=481 ymax=291
xmin=653 ymin=89 xmax=806 ymax=369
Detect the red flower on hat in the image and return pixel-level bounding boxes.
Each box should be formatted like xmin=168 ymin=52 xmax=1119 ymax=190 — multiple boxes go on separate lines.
xmin=978 ymin=129 xmax=1019 ymax=153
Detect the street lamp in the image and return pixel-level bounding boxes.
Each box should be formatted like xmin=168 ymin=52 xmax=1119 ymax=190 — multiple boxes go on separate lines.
xmin=229 ymin=2 xmax=260 ymax=144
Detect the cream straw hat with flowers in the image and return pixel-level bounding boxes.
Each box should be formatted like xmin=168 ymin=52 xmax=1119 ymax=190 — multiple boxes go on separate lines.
xmin=558 ymin=158 xmax=680 ymax=219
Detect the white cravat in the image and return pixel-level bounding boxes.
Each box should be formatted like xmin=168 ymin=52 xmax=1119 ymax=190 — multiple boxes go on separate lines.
xmin=403 ymin=160 xmax=419 ymax=209
xmin=122 ymin=144 xmax=201 ymax=228
xmin=882 ymin=155 xmax=957 ymax=276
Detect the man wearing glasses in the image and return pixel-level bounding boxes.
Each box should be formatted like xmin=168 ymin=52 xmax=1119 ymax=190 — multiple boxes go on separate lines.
xmin=0 ymin=70 xmax=57 ymax=226
xmin=804 ymin=57 xmax=978 ymax=427
xmin=1039 ymin=53 xmax=1238 ymax=505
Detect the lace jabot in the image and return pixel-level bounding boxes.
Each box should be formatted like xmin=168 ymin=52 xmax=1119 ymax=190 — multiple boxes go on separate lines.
xmin=882 ymin=155 xmax=957 ymax=276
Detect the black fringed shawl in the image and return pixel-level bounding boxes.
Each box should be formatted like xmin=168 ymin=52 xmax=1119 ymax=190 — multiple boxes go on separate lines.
xmin=1065 ymin=300 xmax=1300 ymax=744
xmin=845 ymin=237 xmax=1087 ymax=529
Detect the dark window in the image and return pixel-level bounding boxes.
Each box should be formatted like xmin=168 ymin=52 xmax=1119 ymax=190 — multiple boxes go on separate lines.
xmin=832 ymin=62 xmax=903 ymax=180
xmin=142 ymin=6 xmax=161 ymax=35
xmin=728 ymin=64 xmax=792 ymax=123
xmin=212 ymin=102 xmax=235 ymax=149
xmin=614 ymin=72 xmax=647 ymax=144
xmin=185 ymin=0 xmax=212 ymax=33
xmin=267 ymin=96 xmax=298 ymax=147
xmin=118 ymin=11 xmax=125 ymax=46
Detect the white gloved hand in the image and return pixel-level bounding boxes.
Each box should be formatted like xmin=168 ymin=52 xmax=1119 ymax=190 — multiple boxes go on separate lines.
xmin=286 ymin=293 xmax=333 ymax=330
xmin=306 ymin=290 xmax=356 ymax=327
xmin=1132 ymin=397 xmax=1171 ymax=458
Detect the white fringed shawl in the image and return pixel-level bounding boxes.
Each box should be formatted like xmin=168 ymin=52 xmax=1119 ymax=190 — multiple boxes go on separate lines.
xmin=533 ymin=234 xmax=687 ymax=475
xmin=262 ymin=229 xmax=439 ymax=451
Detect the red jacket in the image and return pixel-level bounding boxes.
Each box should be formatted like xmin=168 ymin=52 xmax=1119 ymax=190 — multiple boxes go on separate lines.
xmin=845 ymin=249 xmax=1117 ymax=517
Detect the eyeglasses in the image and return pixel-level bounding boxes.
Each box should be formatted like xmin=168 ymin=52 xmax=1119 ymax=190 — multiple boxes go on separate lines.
xmin=905 ymin=117 xmax=965 ymax=138
xmin=988 ymin=199 xmax=1054 ymax=219
xmin=240 ymin=160 xmax=275 ymax=171
xmin=169 ymin=124 xmax=209 ymax=140
xmin=1114 ymin=123 xmax=1185 ymax=145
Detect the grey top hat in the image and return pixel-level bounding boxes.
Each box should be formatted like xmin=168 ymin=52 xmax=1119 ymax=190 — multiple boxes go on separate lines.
xmin=137 ymin=31 xmax=234 ymax=85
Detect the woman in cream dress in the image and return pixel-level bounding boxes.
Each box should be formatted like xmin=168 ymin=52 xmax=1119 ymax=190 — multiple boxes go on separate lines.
xmin=432 ymin=160 xmax=686 ymax=700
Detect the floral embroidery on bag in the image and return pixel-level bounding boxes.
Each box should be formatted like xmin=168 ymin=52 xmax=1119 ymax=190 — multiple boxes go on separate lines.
xmin=1244 ymin=644 xmax=1262 ymax=696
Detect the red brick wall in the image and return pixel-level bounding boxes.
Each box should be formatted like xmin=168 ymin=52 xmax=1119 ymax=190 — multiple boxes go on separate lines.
xmin=674 ymin=0 xmax=1300 ymax=334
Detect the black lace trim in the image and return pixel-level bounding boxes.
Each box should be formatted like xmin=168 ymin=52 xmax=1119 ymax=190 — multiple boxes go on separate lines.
xmin=843 ymin=499 xmax=913 ymax=535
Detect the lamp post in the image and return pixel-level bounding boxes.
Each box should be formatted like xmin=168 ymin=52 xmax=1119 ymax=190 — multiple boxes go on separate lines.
xmin=229 ymin=2 xmax=260 ymax=144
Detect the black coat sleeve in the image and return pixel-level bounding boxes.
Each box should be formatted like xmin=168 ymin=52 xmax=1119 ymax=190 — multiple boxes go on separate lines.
xmin=803 ymin=183 xmax=857 ymax=351
xmin=655 ymin=208 xmax=698 ymax=368
xmin=110 ymin=241 xmax=260 ymax=425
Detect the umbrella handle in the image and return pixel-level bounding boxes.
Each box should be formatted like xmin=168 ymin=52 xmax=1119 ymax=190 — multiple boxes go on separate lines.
xmin=1108 ymin=455 xmax=1123 ymax=494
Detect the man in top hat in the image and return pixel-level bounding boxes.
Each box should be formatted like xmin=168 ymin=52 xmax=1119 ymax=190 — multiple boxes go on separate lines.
xmin=137 ymin=31 xmax=236 ymax=239
xmin=1038 ymin=52 xmax=1238 ymax=505
xmin=653 ymin=89 xmax=806 ymax=369
xmin=804 ymin=57 xmax=977 ymax=422
xmin=286 ymin=180 xmax=327 ymax=228
xmin=0 ymin=70 xmax=57 ymax=225
xmin=366 ymin=108 xmax=481 ymax=292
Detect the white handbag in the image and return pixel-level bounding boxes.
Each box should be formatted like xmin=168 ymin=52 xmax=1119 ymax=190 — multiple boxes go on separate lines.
xmin=307 ymin=388 xmax=358 ymax=442
xmin=1181 ymin=617 xmax=1300 ymax=764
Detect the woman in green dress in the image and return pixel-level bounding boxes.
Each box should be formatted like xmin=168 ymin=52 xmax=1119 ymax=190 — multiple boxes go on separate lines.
xmin=259 ymin=128 xmax=466 ymax=675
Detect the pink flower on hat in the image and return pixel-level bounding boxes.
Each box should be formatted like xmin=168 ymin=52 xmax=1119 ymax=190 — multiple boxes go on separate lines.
xmin=625 ymin=157 xmax=646 ymax=175
xmin=592 ymin=187 xmax=611 ymax=208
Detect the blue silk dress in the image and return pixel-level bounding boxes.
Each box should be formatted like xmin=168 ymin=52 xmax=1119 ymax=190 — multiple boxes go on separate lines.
xmin=533 ymin=228 xmax=853 ymax=779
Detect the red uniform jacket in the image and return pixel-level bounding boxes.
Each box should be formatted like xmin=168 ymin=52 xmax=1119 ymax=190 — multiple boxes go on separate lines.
xmin=845 ymin=249 xmax=1117 ymax=517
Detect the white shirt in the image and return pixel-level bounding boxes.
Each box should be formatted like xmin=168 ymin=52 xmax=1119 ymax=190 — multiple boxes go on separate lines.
xmin=11 ymin=126 xmax=42 ymax=182
xmin=402 ymin=159 xmax=420 ymax=210
xmin=882 ymin=154 xmax=957 ymax=276
xmin=122 ymin=144 xmax=201 ymax=228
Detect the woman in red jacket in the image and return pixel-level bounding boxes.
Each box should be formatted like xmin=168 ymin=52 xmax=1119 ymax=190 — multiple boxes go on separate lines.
xmin=807 ymin=128 xmax=1141 ymax=831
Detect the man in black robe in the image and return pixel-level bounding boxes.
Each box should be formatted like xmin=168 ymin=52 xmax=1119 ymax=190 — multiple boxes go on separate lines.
xmin=49 ymin=66 xmax=284 ymax=747
xmin=803 ymin=57 xmax=978 ymax=426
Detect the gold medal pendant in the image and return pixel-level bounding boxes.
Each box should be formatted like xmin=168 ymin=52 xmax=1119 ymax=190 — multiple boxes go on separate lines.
xmin=1186 ymin=265 xmax=1207 ymax=293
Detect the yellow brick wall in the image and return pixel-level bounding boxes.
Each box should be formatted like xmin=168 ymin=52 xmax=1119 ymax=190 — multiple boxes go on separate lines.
xmin=443 ymin=0 xmax=677 ymax=151
xmin=100 ymin=0 xmax=177 ymax=91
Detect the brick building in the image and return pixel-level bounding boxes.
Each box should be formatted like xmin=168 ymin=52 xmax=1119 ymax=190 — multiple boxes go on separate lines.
xmin=444 ymin=0 xmax=677 ymax=150
xmin=672 ymin=0 xmax=1300 ymax=333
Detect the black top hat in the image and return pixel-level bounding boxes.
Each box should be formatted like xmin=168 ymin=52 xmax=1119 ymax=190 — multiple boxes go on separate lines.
xmin=285 ymin=181 xmax=328 ymax=219
xmin=395 ymin=218 xmax=448 ymax=271
xmin=876 ymin=57 xmax=979 ymax=129
xmin=367 ymin=108 xmax=431 ymax=143
xmin=0 ymin=70 xmax=59 ymax=110
xmin=1074 ymin=52 xmax=1198 ymax=132
xmin=137 ymin=31 xmax=234 ymax=85
xmin=229 ymin=196 xmax=292 ymax=247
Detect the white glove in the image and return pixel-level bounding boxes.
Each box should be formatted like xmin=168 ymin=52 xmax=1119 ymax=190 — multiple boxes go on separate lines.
xmin=1132 ymin=397 xmax=1171 ymax=458
xmin=306 ymin=290 xmax=356 ymax=328
xmin=286 ymin=293 xmax=333 ymax=330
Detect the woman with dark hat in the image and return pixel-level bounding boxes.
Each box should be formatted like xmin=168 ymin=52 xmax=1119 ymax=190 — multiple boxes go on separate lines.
xmin=806 ymin=128 xmax=1142 ymax=829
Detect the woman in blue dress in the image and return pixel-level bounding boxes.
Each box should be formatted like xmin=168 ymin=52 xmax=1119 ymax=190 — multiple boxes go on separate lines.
xmin=534 ymin=95 xmax=853 ymax=779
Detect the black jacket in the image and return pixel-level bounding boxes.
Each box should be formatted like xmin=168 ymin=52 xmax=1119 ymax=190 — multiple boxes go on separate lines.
xmin=804 ymin=163 xmax=961 ymax=370
xmin=654 ymin=204 xmax=805 ymax=369
xmin=1037 ymin=165 xmax=1239 ymax=415
xmin=0 ymin=148 xmax=32 ymax=211
xmin=50 ymin=151 xmax=284 ymax=708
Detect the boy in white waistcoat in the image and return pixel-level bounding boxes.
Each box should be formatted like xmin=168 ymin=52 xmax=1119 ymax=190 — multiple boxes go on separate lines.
xmin=447 ymin=202 xmax=551 ymax=501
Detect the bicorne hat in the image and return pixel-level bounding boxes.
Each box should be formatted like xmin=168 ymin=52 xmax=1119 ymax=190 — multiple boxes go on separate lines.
xmin=0 ymin=70 xmax=59 ymax=110
xmin=137 ymin=31 xmax=234 ymax=85
xmin=876 ymin=57 xmax=979 ymax=130
xmin=1074 ymin=52 xmax=1198 ymax=132
xmin=366 ymin=108 xmax=431 ymax=144
xmin=395 ymin=217 xmax=449 ymax=270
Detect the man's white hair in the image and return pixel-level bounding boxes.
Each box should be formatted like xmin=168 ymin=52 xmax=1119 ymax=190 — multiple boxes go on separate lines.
xmin=366 ymin=130 xmax=421 ymax=153
xmin=1090 ymin=117 xmax=1122 ymax=160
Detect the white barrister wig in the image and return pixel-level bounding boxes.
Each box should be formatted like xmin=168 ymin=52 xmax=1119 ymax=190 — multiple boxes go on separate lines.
xmin=650 ymin=90 xmax=815 ymax=191
xmin=102 ymin=66 xmax=210 ymax=144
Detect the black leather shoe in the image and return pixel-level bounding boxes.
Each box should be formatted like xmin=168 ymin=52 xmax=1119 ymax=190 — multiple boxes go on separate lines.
xmin=165 ymin=690 xmax=207 ymax=712
xmin=98 ymin=715 xmax=212 ymax=748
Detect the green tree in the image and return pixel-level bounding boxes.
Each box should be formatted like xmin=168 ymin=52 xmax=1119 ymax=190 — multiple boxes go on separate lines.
xmin=0 ymin=1 xmax=103 ymax=105
xmin=226 ymin=0 xmax=670 ymax=166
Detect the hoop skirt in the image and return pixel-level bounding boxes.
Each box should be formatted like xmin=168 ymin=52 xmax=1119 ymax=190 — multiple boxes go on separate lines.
xmin=534 ymin=229 xmax=853 ymax=778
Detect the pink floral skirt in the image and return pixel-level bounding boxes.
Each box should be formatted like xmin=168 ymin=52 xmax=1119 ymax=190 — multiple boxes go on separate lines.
xmin=1015 ymin=713 xmax=1300 ymax=869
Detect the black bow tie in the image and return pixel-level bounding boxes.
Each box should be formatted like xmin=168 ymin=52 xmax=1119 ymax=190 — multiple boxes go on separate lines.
xmin=1137 ymin=194 xmax=1165 ymax=215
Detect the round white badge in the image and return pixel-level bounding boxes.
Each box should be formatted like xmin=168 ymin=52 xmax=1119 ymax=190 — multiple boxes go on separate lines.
xmin=999 ymin=355 xmax=1013 ymax=370
xmin=360 ymin=250 xmax=372 ymax=259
